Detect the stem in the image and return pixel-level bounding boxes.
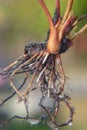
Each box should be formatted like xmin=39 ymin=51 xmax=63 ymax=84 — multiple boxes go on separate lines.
xmin=39 ymin=0 xmax=60 ymax=54
xmin=39 ymin=0 xmax=55 ymax=30
xmin=56 ymin=0 xmax=60 ymax=17
xmin=62 ymin=0 xmax=74 ymax=24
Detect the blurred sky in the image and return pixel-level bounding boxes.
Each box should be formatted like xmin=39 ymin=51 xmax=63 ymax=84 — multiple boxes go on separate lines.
xmin=0 ymin=0 xmax=87 ymax=130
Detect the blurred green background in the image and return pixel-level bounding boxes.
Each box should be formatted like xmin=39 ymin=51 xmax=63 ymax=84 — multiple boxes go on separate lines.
xmin=0 ymin=0 xmax=87 ymax=130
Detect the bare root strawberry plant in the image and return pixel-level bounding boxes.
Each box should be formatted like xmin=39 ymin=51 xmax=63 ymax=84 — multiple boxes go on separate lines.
xmin=0 ymin=0 xmax=87 ymax=129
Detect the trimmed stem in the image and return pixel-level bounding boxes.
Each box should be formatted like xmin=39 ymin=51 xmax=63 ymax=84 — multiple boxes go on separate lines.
xmin=56 ymin=0 xmax=60 ymax=17
xmin=62 ymin=0 xmax=74 ymax=24
xmin=39 ymin=0 xmax=55 ymax=30
xmin=75 ymin=24 xmax=87 ymax=36
xmin=78 ymin=14 xmax=87 ymax=22
xmin=39 ymin=0 xmax=60 ymax=54
xmin=73 ymin=14 xmax=87 ymax=26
